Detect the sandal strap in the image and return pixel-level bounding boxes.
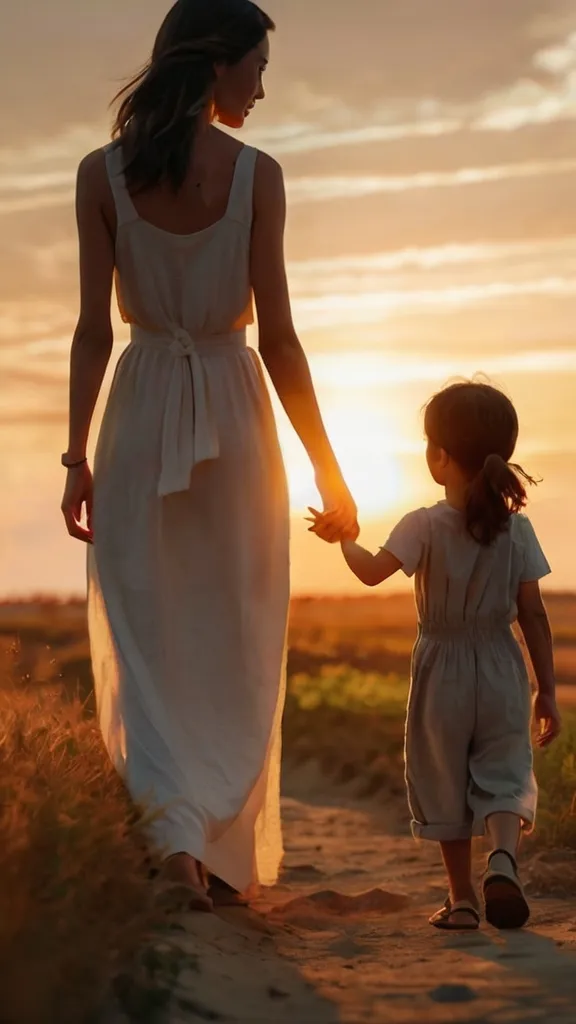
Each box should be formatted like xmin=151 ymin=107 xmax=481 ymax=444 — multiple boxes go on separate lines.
xmin=487 ymin=848 xmax=518 ymax=874
xmin=450 ymin=900 xmax=481 ymax=922
xmin=435 ymin=897 xmax=480 ymax=922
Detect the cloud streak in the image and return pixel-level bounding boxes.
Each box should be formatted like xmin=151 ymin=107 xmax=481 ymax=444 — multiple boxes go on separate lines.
xmin=308 ymin=347 xmax=576 ymax=389
xmin=2 ymin=238 xmax=575 ymax=360
xmin=287 ymin=158 xmax=576 ymax=204
xmin=288 ymin=236 xmax=576 ymax=277
xmin=0 ymin=125 xmax=106 ymax=172
xmin=292 ymin=278 xmax=576 ymax=330
xmin=285 ymin=235 xmax=576 ymax=328
xmin=0 ymin=303 xmax=75 ymax=342
xmin=1 ymin=31 xmax=574 ymax=215
xmin=248 ymin=31 xmax=576 ymax=155
xmin=2 ymin=157 xmax=575 ymax=220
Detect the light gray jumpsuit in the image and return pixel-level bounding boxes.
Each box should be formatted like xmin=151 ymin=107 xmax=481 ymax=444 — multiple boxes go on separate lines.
xmin=384 ymin=502 xmax=550 ymax=841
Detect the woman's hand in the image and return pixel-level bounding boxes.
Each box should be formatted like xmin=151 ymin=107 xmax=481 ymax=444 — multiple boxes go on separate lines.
xmin=308 ymin=467 xmax=359 ymax=544
xmin=61 ymin=462 xmax=94 ymax=544
xmin=534 ymin=692 xmax=562 ymax=747
xmin=307 ymin=507 xmax=360 ymax=544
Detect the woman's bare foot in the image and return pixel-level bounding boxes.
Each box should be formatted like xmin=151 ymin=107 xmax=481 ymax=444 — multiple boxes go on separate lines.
xmin=207 ymin=873 xmax=249 ymax=907
xmin=160 ymin=853 xmax=213 ymax=912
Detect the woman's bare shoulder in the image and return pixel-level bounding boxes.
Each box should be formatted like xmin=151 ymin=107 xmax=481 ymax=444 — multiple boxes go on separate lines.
xmin=78 ymin=147 xmax=110 ymax=183
xmin=252 ymin=149 xmax=284 ymax=214
xmin=75 ymin=147 xmax=116 ymax=227
xmin=253 ymin=148 xmax=282 ymax=178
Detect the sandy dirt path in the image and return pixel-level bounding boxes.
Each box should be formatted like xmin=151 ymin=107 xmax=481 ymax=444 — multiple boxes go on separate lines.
xmin=164 ymin=766 xmax=576 ymax=1024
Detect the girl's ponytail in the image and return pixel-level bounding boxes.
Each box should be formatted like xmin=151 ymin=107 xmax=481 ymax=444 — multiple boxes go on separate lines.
xmin=466 ymin=454 xmax=534 ymax=546
xmin=424 ymin=381 xmax=539 ymax=547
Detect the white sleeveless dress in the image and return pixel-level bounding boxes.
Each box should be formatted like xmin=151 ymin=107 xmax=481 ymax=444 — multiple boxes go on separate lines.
xmin=88 ymin=141 xmax=290 ymax=892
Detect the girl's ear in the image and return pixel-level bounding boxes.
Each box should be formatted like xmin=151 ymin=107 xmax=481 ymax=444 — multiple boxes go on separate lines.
xmin=439 ymin=448 xmax=450 ymax=469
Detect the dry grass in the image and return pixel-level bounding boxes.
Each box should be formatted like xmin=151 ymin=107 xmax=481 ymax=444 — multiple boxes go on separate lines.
xmin=531 ymin=712 xmax=576 ymax=850
xmin=0 ymin=665 xmax=162 ymax=1023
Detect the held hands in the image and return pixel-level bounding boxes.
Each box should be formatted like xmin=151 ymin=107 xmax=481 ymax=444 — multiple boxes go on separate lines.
xmin=306 ymin=507 xmax=360 ymax=544
xmin=306 ymin=467 xmax=359 ymax=544
xmin=534 ymin=692 xmax=562 ymax=747
xmin=61 ymin=462 xmax=94 ymax=544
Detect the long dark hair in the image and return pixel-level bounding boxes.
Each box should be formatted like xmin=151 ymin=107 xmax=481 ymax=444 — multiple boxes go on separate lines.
xmin=424 ymin=381 xmax=537 ymax=546
xmin=111 ymin=0 xmax=274 ymax=193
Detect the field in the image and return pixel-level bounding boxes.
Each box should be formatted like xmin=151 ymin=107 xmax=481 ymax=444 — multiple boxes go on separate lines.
xmin=1 ymin=593 xmax=576 ymax=1021
xmin=4 ymin=589 xmax=576 ymax=699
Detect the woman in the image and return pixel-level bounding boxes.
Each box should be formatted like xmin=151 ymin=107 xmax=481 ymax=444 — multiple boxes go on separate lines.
xmin=61 ymin=0 xmax=357 ymax=912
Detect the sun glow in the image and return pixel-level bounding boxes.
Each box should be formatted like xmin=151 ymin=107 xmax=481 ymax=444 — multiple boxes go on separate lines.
xmin=280 ymin=387 xmax=405 ymax=519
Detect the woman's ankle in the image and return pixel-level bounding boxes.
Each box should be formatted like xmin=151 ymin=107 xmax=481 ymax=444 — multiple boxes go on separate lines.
xmin=162 ymin=853 xmax=206 ymax=889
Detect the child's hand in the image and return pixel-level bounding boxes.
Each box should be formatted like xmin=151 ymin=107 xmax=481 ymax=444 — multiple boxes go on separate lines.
xmin=534 ymin=692 xmax=562 ymax=747
xmin=305 ymin=508 xmax=359 ymax=544
xmin=341 ymin=520 xmax=360 ymax=542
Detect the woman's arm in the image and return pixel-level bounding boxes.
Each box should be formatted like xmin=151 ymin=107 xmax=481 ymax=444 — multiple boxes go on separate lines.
xmin=250 ymin=153 xmax=356 ymax=541
xmin=340 ymin=539 xmax=402 ymax=587
xmin=61 ymin=151 xmax=115 ymax=542
xmin=517 ymin=580 xmax=561 ymax=746
xmin=66 ymin=152 xmax=115 ymax=461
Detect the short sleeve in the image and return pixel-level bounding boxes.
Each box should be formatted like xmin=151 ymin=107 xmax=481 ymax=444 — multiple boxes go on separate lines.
xmin=381 ymin=508 xmax=428 ymax=578
xmin=516 ymin=515 xmax=551 ymax=582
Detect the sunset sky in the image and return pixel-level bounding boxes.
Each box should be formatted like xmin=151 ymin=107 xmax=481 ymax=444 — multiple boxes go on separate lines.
xmin=1 ymin=0 xmax=576 ymax=595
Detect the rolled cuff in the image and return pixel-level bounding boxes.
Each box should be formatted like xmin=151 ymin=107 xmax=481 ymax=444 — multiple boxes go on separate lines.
xmin=410 ymin=819 xmax=486 ymax=842
xmin=474 ymin=799 xmax=537 ymax=836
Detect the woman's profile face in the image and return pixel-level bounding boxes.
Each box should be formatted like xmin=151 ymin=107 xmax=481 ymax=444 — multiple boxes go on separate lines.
xmin=214 ymin=35 xmax=270 ymax=129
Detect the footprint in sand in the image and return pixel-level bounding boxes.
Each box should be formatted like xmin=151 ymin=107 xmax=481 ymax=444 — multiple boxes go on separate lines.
xmin=281 ymin=863 xmax=324 ymax=882
xmin=268 ymin=887 xmax=410 ymax=929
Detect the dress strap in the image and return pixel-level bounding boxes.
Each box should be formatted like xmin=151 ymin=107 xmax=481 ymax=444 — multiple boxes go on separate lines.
xmin=226 ymin=145 xmax=258 ymax=227
xmin=104 ymin=142 xmax=139 ymax=228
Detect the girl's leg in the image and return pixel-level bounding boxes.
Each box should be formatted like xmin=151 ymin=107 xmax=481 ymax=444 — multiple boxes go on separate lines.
xmin=483 ymin=812 xmax=529 ymax=928
xmin=486 ymin=811 xmax=521 ymax=868
xmin=429 ymin=839 xmax=480 ymax=929
xmin=440 ymin=839 xmax=479 ymax=922
xmin=441 ymin=839 xmax=476 ymax=901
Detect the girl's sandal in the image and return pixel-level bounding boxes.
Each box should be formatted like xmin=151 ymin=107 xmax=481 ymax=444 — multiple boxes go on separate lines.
xmin=429 ymin=897 xmax=481 ymax=931
xmin=207 ymin=873 xmax=250 ymax=907
xmin=483 ymin=849 xmax=530 ymax=930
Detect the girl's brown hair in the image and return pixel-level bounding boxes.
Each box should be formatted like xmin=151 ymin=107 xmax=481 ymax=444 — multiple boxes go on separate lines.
xmin=424 ymin=381 xmax=537 ymax=546
xmin=111 ymin=0 xmax=274 ymax=193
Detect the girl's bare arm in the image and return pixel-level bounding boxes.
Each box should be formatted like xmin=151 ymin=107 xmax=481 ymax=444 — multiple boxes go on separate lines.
xmin=517 ymin=580 xmax=561 ymax=746
xmin=340 ymin=540 xmax=402 ymax=587
xmin=517 ymin=581 xmax=555 ymax=696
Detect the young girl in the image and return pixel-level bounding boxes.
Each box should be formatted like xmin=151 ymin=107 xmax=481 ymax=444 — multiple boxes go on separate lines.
xmin=309 ymin=381 xmax=562 ymax=931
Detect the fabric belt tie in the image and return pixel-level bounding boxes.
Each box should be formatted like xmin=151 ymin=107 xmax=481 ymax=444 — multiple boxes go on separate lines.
xmin=419 ymin=621 xmax=512 ymax=640
xmin=131 ymin=324 xmax=246 ymax=497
